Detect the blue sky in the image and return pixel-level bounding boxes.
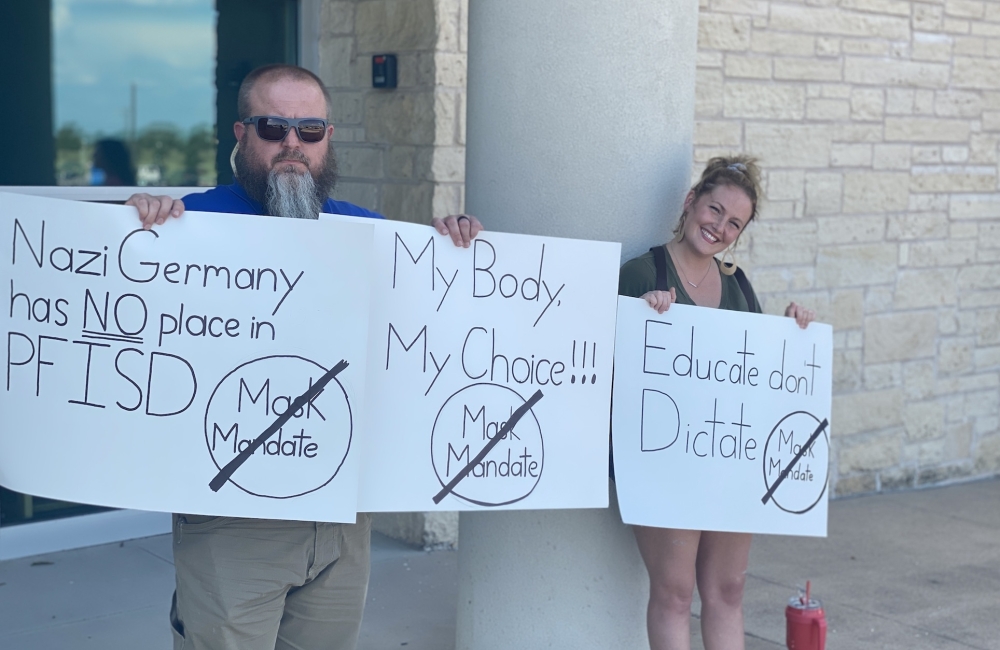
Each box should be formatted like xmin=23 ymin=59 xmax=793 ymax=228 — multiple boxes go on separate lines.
xmin=53 ymin=0 xmax=217 ymax=137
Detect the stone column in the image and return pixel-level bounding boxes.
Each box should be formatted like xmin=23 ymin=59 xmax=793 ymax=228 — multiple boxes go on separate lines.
xmin=458 ymin=1 xmax=700 ymax=648
xmin=457 ymin=483 xmax=651 ymax=648
xmin=464 ymin=0 xmax=699 ymax=262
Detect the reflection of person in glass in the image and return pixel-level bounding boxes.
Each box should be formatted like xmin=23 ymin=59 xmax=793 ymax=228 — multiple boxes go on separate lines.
xmin=618 ymin=156 xmax=815 ymax=650
xmin=90 ymin=138 xmax=136 ymax=186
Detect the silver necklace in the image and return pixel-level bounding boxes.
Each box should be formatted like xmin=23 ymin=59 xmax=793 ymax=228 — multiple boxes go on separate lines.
xmin=669 ymin=244 xmax=714 ymax=288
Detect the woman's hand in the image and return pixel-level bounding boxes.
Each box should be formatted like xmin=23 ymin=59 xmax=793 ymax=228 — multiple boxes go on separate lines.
xmin=784 ymin=301 xmax=816 ymax=329
xmin=641 ymin=288 xmax=677 ymax=314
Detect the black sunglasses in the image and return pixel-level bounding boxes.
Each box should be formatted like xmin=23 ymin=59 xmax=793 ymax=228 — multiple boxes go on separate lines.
xmin=242 ymin=116 xmax=329 ymax=143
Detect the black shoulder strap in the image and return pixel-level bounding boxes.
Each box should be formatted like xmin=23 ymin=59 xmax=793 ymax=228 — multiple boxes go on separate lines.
xmin=649 ymin=245 xmax=670 ymax=292
xmin=733 ymin=267 xmax=758 ymax=313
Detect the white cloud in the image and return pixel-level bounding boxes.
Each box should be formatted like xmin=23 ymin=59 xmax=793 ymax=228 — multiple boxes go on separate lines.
xmin=78 ymin=20 xmax=214 ymax=69
xmin=55 ymin=15 xmax=215 ymax=86
xmin=52 ymin=1 xmax=72 ymax=32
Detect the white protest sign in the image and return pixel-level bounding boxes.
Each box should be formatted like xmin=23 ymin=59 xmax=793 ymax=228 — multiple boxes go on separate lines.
xmin=323 ymin=216 xmax=621 ymax=511
xmin=0 ymin=192 xmax=374 ymax=522
xmin=612 ymin=298 xmax=833 ymax=537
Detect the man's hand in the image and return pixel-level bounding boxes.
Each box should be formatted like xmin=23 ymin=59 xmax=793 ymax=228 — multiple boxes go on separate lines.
xmin=784 ymin=301 xmax=816 ymax=329
xmin=125 ymin=193 xmax=185 ymax=230
xmin=432 ymin=214 xmax=483 ymax=248
xmin=641 ymin=288 xmax=677 ymax=314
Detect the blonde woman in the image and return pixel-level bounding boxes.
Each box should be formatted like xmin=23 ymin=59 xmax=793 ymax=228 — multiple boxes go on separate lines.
xmin=618 ymin=156 xmax=814 ymax=650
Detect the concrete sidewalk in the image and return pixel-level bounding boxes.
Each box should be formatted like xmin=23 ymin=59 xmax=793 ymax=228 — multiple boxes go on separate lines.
xmin=0 ymin=477 xmax=997 ymax=649
xmin=736 ymin=476 xmax=999 ymax=650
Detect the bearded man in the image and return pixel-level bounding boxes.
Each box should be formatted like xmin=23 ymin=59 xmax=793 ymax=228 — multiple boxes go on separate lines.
xmin=128 ymin=64 xmax=481 ymax=650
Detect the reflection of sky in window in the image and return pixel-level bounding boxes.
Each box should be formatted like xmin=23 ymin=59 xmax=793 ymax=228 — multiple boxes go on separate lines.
xmin=53 ymin=0 xmax=216 ymax=136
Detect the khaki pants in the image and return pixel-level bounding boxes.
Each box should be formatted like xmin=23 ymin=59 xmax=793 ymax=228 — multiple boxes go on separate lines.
xmin=170 ymin=513 xmax=372 ymax=650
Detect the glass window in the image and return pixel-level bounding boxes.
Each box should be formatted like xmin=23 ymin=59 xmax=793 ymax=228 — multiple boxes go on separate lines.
xmin=0 ymin=492 xmax=110 ymax=528
xmin=1 ymin=0 xmax=299 ymax=529
xmin=53 ymin=0 xmax=218 ymax=187
xmin=0 ymin=0 xmax=298 ymax=189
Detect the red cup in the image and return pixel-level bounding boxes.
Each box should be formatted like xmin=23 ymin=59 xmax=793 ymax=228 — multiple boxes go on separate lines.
xmin=786 ymin=597 xmax=826 ymax=650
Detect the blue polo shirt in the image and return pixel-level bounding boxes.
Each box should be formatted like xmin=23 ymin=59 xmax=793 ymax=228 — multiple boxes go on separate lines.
xmin=182 ymin=183 xmax=384 ymax=220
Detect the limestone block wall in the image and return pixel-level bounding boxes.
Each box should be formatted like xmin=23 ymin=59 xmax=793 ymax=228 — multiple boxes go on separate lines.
xmin=316 ymin=0 xmax=466 ymax=222
xmin=696 ymin=0 xmax=1000 ymax=494
xmin=313 ymin=0 xmax=466 ymax=546
xmin=313 ymin=0 xmax=1000 ymax=512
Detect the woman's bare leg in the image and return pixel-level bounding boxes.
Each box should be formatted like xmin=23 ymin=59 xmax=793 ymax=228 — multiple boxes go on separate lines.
xmin=634 ymin=526 xmax=702 ymax=650
xmin=695 ymin=531 xmax=752 ymax=650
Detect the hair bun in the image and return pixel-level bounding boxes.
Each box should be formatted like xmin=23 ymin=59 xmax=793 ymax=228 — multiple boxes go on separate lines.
xmin=689 ymin=155 xmax=762 ymax=223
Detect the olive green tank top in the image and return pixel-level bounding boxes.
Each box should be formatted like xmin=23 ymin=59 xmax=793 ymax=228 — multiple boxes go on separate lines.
xmin=618 ymin=247 xmax=762 ymax=314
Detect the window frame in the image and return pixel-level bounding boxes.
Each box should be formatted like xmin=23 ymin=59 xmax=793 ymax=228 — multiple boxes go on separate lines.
xmin=2 ymin=187 xmax=206 ymax=201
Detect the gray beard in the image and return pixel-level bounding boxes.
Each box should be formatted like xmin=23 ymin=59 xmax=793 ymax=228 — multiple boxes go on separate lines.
xmin=264 ymin=170 xmax=322 ymax=220
xmin=234 ymin=134 xmax=340 ymax=219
